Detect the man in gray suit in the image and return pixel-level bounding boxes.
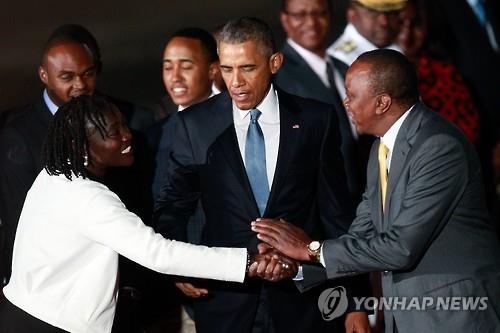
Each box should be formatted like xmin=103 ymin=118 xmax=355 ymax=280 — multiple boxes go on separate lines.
xmin=252 ymin=49 xmax=500 ymax=333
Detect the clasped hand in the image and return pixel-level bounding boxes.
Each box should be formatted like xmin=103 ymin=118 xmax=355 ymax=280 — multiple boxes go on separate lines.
xmin=176 ymin=242 xmax=298 ymax=298
xmin=246 ymin=246 xmax=298 ymax=281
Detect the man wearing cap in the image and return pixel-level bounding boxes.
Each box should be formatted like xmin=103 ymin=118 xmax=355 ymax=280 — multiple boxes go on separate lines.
xmin=328 ymin=0 xmax=407 ymax=66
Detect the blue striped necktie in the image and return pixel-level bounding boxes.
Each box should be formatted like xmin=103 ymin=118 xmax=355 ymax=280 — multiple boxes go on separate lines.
xmin=245 ymin=108 xmax=269 ymax=216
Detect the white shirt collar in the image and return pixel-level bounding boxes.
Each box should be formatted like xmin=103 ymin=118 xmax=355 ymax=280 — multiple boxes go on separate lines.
xmin=211 ymin=82 xmax=221 ymax=95
xmin=233 ymin=84 xmax=280 ymax=124
xmin=177 ymin=89 xmax=217 ymax=112
xmin=381 ymin=104 xmax=415 ymax=153
xmin=286 ymin=39 xmax=331 ymax=87
xmin=43 ymin=89 xmax=59 ymax=115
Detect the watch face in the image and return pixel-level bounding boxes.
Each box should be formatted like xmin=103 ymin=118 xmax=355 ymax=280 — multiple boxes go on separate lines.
xmin=309 ymin=241 xmax=321 ymax=252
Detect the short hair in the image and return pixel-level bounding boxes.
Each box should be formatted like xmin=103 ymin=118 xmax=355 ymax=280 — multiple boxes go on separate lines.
xmin=45 ymin=24 xmax=102 ymax=73
xmin=218 ymin=17 xmax=276 ymax=57
xmin=356 ymin=49 xmax=419 ymax=107
xmin=42 ymin=94 xmax=116 ymax=181
xmin=169 ymin=27 xmax=218 ymax=63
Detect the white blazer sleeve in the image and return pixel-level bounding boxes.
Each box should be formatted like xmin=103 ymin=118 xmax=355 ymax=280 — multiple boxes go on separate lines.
xmin=75 ymin=186 xmax=247 ymax=283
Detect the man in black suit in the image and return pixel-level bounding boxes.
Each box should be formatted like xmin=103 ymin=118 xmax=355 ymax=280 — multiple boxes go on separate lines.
xmin=147 ymin=27 xmax=222 ymax=332
xmin=276 ymin=0 xmax=369 ymax=203
xmin=154 ymin=17 xmax=369 ymax=333
xmin=0 ymin=37 xmax=97 ymax=286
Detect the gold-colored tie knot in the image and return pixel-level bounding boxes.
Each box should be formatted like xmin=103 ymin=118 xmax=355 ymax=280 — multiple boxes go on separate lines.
xmin=378 ymin=142 xmax=389 ymax=212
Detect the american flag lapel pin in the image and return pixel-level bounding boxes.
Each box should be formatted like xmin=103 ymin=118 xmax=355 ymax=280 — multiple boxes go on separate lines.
xmin=292 ymin=124 xmax=300 ymax=129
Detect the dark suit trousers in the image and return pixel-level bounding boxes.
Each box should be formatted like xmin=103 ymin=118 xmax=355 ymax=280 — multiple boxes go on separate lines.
xmin=0 ymin=297 xmax=68 ymax=333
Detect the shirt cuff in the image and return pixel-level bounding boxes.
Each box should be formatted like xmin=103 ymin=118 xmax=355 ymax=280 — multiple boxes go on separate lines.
xmin=293 ymin=265 xmax=304 ymax=281
xmin=319 ymin=245 xmax=326 ymax=267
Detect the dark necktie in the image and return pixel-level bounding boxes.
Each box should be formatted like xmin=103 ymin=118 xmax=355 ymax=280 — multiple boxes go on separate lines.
xmin=245 ymin=109 xmax=269 ymax=216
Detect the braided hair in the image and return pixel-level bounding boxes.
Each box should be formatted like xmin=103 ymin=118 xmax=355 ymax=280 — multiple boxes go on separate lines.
xmin=42 ymin=94 xmax=113 ymax=180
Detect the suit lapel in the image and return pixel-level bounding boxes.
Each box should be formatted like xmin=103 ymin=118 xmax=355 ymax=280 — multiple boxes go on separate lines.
xmin=384 ymin=104 xmax=426 ymax=221
xmin=370 ymin=140 xmax=384 ymax=230
xmin=282 ymin=43 xmax=336 ymax=105
xmin=265 ymin=90 xmax=301 ymax=215
xmin=215 ymin=93 xmax=261 ymax=214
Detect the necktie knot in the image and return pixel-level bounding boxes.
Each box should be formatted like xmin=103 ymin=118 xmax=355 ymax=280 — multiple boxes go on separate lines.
xmin=378 ymin=142 xmax=389 ymax=161
xmin=250 ymin=109 xmax=261 ymax=124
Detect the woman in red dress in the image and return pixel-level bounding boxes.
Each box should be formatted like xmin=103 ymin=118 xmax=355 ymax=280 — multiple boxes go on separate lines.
xmin=397 ymin=0 xmax=480 ymax=143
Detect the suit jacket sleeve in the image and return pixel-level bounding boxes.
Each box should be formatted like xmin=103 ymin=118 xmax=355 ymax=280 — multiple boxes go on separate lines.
xmin=322 ymin=134 xmax=468 ymax=279
xmin=152 ymin=114 xmax=200 ymax=241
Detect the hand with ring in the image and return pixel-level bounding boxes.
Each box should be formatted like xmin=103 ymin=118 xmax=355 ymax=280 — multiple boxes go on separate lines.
xmin=246 ymin=243 xmax=298 ymax=281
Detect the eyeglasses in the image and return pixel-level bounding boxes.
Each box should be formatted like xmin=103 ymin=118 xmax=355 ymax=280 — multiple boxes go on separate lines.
xmin=283 ymin=9 xmax=329 ymax=21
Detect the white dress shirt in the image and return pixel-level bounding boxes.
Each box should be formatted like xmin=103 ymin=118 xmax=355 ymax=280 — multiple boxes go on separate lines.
xmin=43 ymin=89 xmax=59 ymax=115
xmin=233 ymin=84 xmax=280 ymax=187
xmin=3 ymin=170 xmax=246 ymax=333
xmin=380 ymin=106 xmax=413 ymax=171
xmin=287 ymin=38 xmax=331 ymax=87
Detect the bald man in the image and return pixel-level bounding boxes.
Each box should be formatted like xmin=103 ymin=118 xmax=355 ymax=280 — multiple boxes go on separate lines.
xmin=0 ymin=37 xmax=96 ymax=285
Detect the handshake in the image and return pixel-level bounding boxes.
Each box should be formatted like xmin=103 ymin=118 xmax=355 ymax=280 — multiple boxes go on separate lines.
xmin=177 ymin=218 xmax=313 ymax=297
xmin=247 ymin=217 xmax=317 ymax=281
xmin=245 ymin=242 xmax=299 ymax=281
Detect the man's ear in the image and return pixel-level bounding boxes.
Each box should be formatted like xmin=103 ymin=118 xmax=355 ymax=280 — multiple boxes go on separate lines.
xmin=38 ymin=66 xmax=48 ymax=85
xmin=270 ymin=52 xmax=283 ymax=74
xmin=375 ymin=94 xmax=392 ymax=115
xmin=208 ymin=61 xmax=219 ymax=81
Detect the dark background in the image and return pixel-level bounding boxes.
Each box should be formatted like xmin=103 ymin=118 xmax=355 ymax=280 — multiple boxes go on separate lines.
xmin=0 ymin=0 xmax=349 ymax=112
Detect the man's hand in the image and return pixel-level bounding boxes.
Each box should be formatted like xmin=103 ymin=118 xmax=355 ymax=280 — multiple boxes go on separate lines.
xmin=175 ymin=282 xmax=208 ymax=298
xmin=345 ymin=311 xmax=371 ymax=333
xmin=247 ymin=248 xmax=298 ymax=281
xmin=251 ymin=218 xmax=312 ymax=261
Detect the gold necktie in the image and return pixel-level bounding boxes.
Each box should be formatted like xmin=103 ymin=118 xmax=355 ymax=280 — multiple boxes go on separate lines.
xmin=378 ymin=142 xmax=389 ymax=212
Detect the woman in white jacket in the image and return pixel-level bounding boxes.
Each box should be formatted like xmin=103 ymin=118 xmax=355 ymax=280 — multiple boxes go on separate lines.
xmin=0 ymin=95 xmax=295 ymax=333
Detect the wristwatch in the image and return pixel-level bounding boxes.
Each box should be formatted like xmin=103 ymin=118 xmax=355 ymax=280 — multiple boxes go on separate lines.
xmin=307 ymin=240 xmax=322 ymax=263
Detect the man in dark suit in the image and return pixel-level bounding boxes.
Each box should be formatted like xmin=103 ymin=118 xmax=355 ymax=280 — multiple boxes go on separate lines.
xmin=253 ymin=49 xmax=500 ymax=333
xmin=154 ymin=17 xmax=369 ymax=333
xmin=0 ymin=37 xmax=97 ymax=286
xmin=276 ymin=0 xmax=370 ymax=203
xmin=147 ymin=27 xmax=222 ymax=332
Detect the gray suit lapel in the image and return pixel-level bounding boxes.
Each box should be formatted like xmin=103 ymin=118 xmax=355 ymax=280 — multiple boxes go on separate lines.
xmin=368 ymin=140 xmax=384 ymax=231
xmin=385 ymin=103 xmax=426 ymax=220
